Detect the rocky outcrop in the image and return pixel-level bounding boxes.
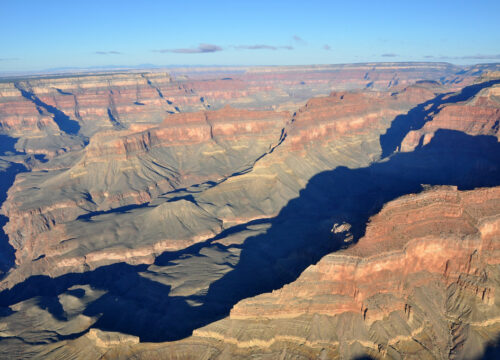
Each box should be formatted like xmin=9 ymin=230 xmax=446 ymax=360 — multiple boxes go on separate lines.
xmin=0 ymin=106 xmax=289 ymax=270
xmin=25 ymin=186 xmax=500 ymax=360
xmin=288 ymin=86 xmax=436 ymax=150
xmin=0 ymin=63 xmax=470 ymax=158
xmin=231 ymin=186 xmax=500 ymax=318
xmin=400 ymin=82 xmax=500 ymax=152
xmin=0 ymin=80 xmax=445 ymax=285
xmin=0 ymin=65 xmax=499 ymax=359
xmin=83 ymin=105 xmax=289 ymax=160
xmin=169 ymin=186 xmax=500 ymax=359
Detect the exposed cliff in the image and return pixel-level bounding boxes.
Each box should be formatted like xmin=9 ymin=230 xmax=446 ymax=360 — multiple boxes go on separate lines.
xmin=27 ymin=186 xmax=500 ymax=360
xmin=0 ymin=64 xmax=499 ymax=359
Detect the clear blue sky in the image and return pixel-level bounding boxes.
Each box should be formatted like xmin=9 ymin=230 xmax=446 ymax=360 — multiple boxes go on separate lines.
xmin=1 ymin=0 xmax=499 ymax=72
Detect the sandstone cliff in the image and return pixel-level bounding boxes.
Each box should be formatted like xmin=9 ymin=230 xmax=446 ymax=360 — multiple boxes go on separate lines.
xmin=0 ymin=64 xmax=499 ymax=359
xmin=25 ymin=186 xmax=500 ymax=360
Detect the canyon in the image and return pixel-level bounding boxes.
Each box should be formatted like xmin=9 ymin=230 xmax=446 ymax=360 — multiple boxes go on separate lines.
xmin=0 ymin=63 xmax=498 ymax=359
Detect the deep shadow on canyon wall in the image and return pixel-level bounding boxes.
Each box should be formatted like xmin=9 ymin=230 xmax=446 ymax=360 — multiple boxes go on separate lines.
xmin=14 ymin=83 xmax=81 ymax=135
xmin=379 ymin=78 xmax=500 ymax=158
xmin=0 ymin=79 xmax=499 ymax=349
xmin=0 ymin=135 xmax=25 ymax=275
xmin=0 ymin=129 xmax=499 ymax=344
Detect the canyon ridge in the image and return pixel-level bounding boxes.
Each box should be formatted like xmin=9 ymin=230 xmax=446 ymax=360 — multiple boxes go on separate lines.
xmin=0 ymin=63 xmax=499 ymax=359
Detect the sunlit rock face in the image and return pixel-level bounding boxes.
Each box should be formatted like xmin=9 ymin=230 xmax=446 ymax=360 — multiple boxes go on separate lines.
xmin=0 ymin=64 xmax=499 ymax=359
xmin=0 ymin=71 xmax=446 ymax=285
xmin=0 ymin=63 xmax=462 ymax=156
xmin=33 ymin=185 xmax=500 ymax=360
xmin=400 ymin=83 xmax=500 ymax=151
xmin=214 ymin=186 xmax=500 ymax=359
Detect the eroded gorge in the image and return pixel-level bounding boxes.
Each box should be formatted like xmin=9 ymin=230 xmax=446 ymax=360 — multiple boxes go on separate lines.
xmin=0 ymin=63 xmax=499 ymax=359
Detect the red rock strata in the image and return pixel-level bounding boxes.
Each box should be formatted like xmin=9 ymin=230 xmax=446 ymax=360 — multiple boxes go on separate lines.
xmin=39 ymin=186 xmax=500 ymax=360
xmin=0 ymin=63 xmax=464 ymax=157
xmin=185 ymin=186 xmax=500 ymax=359
xmin=0 ymin=106 xmax=289 ymax=268
xmin=401 ymin=84 xmax=500 ymax=151
xmin=83 ymin=106 xmax=289 ymax=160
xmin=0 ymin=80 xmax=447 ymax=286
xmin=0 ymin=67 xmax=499 ymax=359
xmin=231 ymin=186 xmax=500 ymax=318
xmin=288 ymin=86 xmax=435 ymax=150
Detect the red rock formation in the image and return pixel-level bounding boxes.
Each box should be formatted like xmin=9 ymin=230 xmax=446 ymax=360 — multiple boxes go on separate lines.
xmin=231 ymin=186 xmax=499 ymax=318
xmin=32 ymin=186 xmax=500 ymax=360
xmin=0 ymin=66 xmax=498 ymax=359
xmin=0 ymin=78 xmax=446 ymax=285
xmin=288 ymin=88 xmax=435 ymax=150
xmin=0 ymin=63 xmax=466 ymax=157
xmin=0 ymin=106 xmax=289 ymax=271
xmin=401 ymin=84 xmax=500 ymax=151
xmin=83 ymin=105 xmax=289 ymax=160
xmin=187 ymin=186 xmax=500 ymax=359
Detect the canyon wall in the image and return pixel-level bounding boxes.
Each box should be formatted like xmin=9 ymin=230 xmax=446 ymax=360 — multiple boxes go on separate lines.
xmin=0 ymin=64 xmax=498 ymax=359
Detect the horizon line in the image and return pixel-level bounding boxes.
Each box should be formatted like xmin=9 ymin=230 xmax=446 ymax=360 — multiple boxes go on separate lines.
xmin=1 ymin=61 xmax=500 ymax=80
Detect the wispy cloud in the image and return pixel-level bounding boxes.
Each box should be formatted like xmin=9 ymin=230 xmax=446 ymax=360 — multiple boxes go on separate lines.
xmin=153 ymin=42 xmax=299 ymax=54
xmin=234 ymin=44 xmax=293 ymax=50
xmin=293 ymin=35 xmax=306 ymax=44
xmin=154 ymin=43 xmax=223 ymax=54
xmin=434 ymin=54 xmax=500 ymax=60
xmin=323 ymin=44 xmax=332 ymax=51
xmin=0 ymin=57 xmax=19 ymax=61
xmin=94 ymin=51 xmax=122 ymax=55
xmin=381 ymin=53 xmax=398 ymax=57
xmin=424 ymin=54 xmax=500 ymax=60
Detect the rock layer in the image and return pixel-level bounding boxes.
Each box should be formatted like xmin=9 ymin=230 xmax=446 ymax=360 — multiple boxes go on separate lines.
xmin=0 ymin=64 xmax=499 ymax=359
xmin=0 ymin=83 xmax=441 ymax=286
xmin=106 ymin=186 xmax=500 ymax=360
xmin=0 ymin=62 xmax=476 ymax=157
xmin=0 ymin=106 xmax=289 ymax=270
xmin=401 ymin=83 xmax=500 ymax=151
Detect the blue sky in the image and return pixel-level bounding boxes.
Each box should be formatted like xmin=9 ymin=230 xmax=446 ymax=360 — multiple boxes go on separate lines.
xmin=1 ymin=0 xmax=499 ymax=72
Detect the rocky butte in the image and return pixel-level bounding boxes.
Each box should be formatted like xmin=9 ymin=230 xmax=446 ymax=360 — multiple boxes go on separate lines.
xmin=0 ymin=63 xmax=498 ymax=359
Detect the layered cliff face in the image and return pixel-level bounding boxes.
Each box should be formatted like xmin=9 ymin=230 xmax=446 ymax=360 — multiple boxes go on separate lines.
xmin=0 ymin=62 xmax=470 ymax=158
xmin=0 ymin=72 xmax=177 ymax=157
xmin=24 ymin=185 xmax=500 ymax=360
xmin=288 ymin=86 xmax=436 ymax=149
xmin=400 ymin=83 xmax=500 ymax=151
xmin=0 ymin=106 xmax=289 ymax=271
xmin=0 ymin=64 xmax=499 ymax=359
xmin=198 ymin=186 xmax=500 ymax=359
xmin=0 ymin=82 xmax=442 ymax=286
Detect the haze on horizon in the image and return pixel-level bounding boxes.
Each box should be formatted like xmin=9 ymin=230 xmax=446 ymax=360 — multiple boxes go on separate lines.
xmin=1 ymin=0 xmax=499 ymax=73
